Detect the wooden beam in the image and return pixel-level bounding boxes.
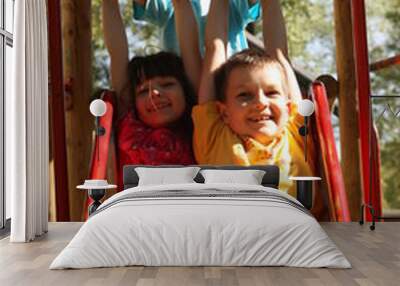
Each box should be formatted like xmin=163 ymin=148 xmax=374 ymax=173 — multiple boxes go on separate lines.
xmin=370 ymin=54 xmax=400 ymax=71
xmin=61 ymin=0 xmax=93 ymax=221
xmin=333 ymin=0 xmax=362 ymax=220
xmin=47 ymin=0 xmax=70 ymax=221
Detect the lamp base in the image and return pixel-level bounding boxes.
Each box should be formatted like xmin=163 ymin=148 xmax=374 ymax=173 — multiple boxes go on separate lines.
xmin=88 ymin=189 xmax=106 ymax=216
xmin=296 ymin=180 xmax=313 ymax=210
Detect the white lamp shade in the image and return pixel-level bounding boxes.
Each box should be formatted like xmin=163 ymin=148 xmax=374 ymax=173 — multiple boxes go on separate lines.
xmin=298 ymin=99 xmax=315 ymax=116
xmin=90 ymin=99 xmax=107 ymax=117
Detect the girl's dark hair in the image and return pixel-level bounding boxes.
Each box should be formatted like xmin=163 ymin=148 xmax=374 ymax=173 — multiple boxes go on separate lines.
xmin=214 ymin=49 xmax=287 ymax=102
xmin=127 ymin=51 xmax=196 ymax=135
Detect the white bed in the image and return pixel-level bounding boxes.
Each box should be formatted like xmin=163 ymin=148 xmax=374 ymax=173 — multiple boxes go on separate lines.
xmin=50 ymin=183 xmax=351 ymax=269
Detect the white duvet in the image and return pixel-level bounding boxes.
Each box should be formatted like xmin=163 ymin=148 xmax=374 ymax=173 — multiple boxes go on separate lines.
xmin=50 ymin=183 xmax=351 ymax=269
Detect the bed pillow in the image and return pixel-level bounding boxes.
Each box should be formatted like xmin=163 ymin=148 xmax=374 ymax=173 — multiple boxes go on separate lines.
xmin=135 ymin=167 xmax=201 ymax=186
xmin=200 ymin=169 xmax=266 ymax=185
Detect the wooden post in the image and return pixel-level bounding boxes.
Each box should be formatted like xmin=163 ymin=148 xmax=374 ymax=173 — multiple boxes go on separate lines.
xmin=61 ymin=0 xmax=93 ymax=221
xmin=333 ymin=0 xmax=362 ymax=220
xmin=47 ymin=0 xmax=70 ymax=222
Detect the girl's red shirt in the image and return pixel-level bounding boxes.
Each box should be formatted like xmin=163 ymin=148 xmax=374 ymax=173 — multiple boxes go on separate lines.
xmin=116 ymin=112 xmax=195 ymax=190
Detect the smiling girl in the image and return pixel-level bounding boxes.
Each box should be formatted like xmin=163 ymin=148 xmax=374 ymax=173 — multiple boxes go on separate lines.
xmin=102 ymin=0 xmax=196 ymax=182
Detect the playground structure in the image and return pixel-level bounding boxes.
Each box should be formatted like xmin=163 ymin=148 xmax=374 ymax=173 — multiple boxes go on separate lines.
xmin=47 ymin=0 xmax=399 ymax=223
xmin=84 ymin=82 xmax=351 ymax=221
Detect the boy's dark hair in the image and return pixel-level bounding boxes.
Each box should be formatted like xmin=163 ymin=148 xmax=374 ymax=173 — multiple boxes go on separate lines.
xmin=214 ymin=49 xmax=287 ymax=102
xmin=127 ymin=51 xmax=196 ymax=134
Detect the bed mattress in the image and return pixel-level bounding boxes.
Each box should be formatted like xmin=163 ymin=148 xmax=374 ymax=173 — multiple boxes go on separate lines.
xmin=50 ymin=183 xmax=351 ymax=269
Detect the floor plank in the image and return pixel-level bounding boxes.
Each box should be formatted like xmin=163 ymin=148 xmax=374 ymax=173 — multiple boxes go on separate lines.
xmin=0 ymin=222 xmax=399 ymax=286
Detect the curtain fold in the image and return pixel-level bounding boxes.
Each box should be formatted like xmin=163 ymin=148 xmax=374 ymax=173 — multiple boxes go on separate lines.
xmin=8 ymin=0 xmax=49 ymax=242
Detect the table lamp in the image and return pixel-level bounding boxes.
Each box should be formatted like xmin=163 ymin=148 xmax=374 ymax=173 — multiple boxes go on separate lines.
xmin=298 ymin=99 xmax=315 ymax=162
xmin=89 ymin=99 xmax=107 ymax=161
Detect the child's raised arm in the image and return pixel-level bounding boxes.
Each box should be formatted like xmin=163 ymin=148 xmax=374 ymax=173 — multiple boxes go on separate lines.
xmin=278 ymin=50 xmax=303 ymax=103
xmin=102 ymin=0 xmax=131 ymax=115
xmin=172 ymin=0 xmax=202 ymax=93
xmin=198 ymin=0 xmax=229 ymax=104
xmin=261 ymin=0 xmax=288 ymax=58
xmin=261 ymin=0 xmax=301 ymax=103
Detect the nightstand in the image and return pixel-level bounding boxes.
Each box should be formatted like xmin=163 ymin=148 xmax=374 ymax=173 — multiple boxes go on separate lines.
xmin=77 ymin=180 xmax=117 ymax=216
xmin=289 ymin=176 xmax=321 ymax=210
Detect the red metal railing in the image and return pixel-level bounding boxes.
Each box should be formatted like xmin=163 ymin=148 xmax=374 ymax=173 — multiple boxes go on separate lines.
xmin=312 ymin=82 xmax=351 ymax=222
xmin=351 ymin=0 xmax=373 ymax=221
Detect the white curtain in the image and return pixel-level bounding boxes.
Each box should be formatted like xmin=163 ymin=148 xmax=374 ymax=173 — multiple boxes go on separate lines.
xmin=7 ymin=0 xmax=49 ymax=242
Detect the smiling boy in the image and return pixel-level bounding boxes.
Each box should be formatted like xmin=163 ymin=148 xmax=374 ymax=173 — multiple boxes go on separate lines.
xmin=176 ymin=0 xmax=316 ymax=196
xmin=193 ymin=49 xmax=315 ymax=195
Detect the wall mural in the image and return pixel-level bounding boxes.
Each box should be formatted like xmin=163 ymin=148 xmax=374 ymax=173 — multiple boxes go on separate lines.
xmin=52 ymin=0 xmax=400 ymax=222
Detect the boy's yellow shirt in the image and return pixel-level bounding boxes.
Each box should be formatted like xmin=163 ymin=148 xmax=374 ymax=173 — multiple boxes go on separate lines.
xmin=192 ymin=101 xmax=316 ymax=197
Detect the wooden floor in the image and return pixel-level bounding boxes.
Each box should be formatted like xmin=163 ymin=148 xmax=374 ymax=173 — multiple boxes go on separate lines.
xmin=0 ymin=222 xmax=399 ymax=286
